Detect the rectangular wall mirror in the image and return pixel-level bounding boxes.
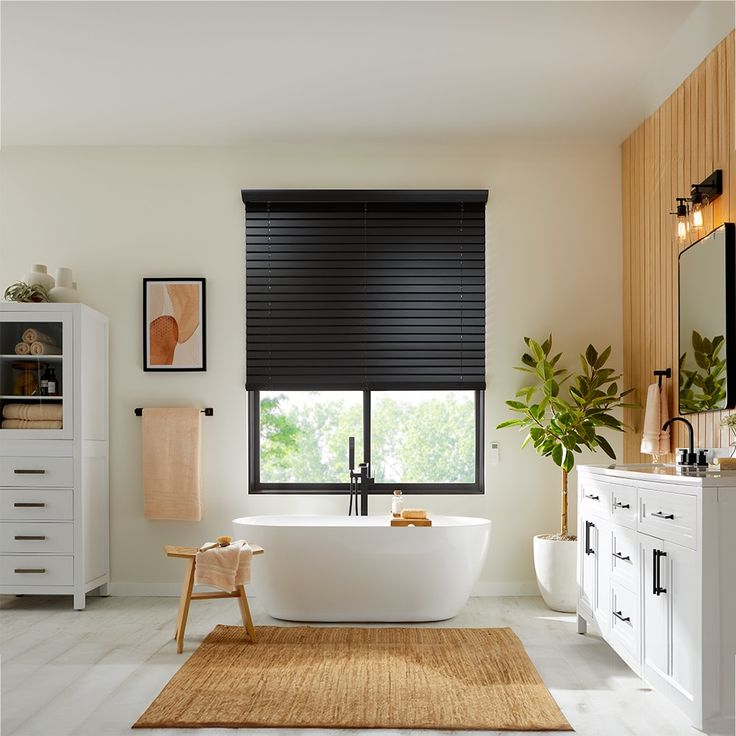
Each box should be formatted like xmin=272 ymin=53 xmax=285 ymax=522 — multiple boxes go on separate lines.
xmin=679 ymin=222 xmax=736 ymax=414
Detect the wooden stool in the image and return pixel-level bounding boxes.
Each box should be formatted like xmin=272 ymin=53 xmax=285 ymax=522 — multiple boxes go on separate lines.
xmin=164 ymin=544 xmax=264 ymax=653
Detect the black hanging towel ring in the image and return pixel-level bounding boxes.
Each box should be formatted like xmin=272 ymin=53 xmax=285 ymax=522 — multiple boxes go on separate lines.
xmin=653 ymin=369 xmax=671 ymax=388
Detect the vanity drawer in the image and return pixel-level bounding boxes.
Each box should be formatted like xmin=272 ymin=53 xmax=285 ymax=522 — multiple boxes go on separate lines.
xmin=610 ymin=581 xmax=640 ymax=662
xmin=0 ymin=555 xmax=73 ymax=586
xmin=580 ymin=476 xmax=610 ymax=519
xmin=611 ymin=525 xmax=639 ymax=590
xmin=0 ymin=522 xmax=74 ymax=554
xmin=638 ymin=488 xmax=697 ymax=549
xmin=0 ymin=457 xmax=73 ymax=488
xmin=0 ymin=489 xmax=73 ymax=520
xmin=610 ymin=483 xmax=637 ymax=529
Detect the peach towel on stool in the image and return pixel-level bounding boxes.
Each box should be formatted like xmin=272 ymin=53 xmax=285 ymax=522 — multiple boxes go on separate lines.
xmin=640 ymin=383 xmax=671 ymax=457
xmin=143 ymin=407 xmax=202 ymax=521
xmin=194 ymin=541 xmax=252 ymax=592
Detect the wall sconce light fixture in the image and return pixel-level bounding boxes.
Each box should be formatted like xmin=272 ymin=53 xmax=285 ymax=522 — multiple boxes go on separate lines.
xmin=671 ymin=169 xmax=722 ymax=240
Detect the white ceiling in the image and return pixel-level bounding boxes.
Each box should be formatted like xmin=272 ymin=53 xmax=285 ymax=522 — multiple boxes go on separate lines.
xmin=1 ymin=1 xmax=733 ymax=146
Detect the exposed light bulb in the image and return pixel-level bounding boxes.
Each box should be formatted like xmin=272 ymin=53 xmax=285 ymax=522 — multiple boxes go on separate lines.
xmin=677 ymin=217 xmax=688 ymax=240
xmin=691 ymin=203 xmax=704 ymax=229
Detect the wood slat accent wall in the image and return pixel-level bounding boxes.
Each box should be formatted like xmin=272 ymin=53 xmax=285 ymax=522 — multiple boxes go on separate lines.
xmin=622 ymin=30 xmax=735 ymax=462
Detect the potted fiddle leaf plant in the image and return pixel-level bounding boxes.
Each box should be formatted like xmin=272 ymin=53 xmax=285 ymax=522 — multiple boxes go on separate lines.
xmin=497 ymin=336 xmax=636 ymax=612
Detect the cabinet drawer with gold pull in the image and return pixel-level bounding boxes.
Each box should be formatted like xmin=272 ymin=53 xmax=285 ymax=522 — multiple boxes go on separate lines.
xmin=0 ymin=555 xmax=73 ymax=586
xmin=0 ymin=457 xmax=73 ymax=488
xmin=0 ymin=489 xmax=73 ymax=520
xmin=0 ymin=522 xmax=73 ymax=554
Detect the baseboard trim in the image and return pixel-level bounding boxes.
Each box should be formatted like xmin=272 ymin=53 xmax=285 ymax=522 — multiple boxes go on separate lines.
xmin=110 ymin=581 xmax=540 ymax=598
xmin=472 ymin=581 xmax=539 ymax=597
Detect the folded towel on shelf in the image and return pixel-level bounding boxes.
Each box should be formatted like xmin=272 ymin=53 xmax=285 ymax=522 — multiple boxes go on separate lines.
xmin=1 ymin=419 xmax=63 ymax=429
xmin=3 ymin=403 xmax=63 ymax=421
xmin=14 ymin=342 xmax=30 ymax=355
xmin=29 ymin=341 xmax=61 ymax=356
xmin=640 ymin=383 xmax=671 ymax=457
xmin=21 ymin=328 xmax=56 ymax=345
xmin=142 ymin=407 xmax=202 ymax=521
xmin=194 ymin=540 xmax=252 ymax=592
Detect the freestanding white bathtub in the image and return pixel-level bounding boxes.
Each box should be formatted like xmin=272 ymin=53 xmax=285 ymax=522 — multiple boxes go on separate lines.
xmin=232 ymin=514 xmax=491 ymax=622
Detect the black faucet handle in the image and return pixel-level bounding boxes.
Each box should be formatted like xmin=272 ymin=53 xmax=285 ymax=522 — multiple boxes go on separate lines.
xmin=677 ymin=448 xmax=689 ymax=466
xmin=697 ymin=449 xmax=709 ymax=467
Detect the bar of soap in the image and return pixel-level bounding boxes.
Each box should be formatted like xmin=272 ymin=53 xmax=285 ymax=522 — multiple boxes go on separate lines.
xmin=401 ymin=509 xmax=428 ymax=520
xmin=717 ymin=457 xmax=736 ymax=470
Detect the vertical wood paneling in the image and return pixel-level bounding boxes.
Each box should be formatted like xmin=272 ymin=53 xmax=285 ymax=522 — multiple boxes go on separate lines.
xmin=622 ymin=31 xmax=735 ymax=462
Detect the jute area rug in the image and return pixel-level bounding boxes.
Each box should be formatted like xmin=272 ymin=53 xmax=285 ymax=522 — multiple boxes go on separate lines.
xmin=134 ymin=625 xmax=572 ymax=731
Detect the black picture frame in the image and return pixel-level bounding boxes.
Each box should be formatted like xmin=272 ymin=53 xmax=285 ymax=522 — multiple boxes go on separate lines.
xmin=143 ymin=278 xmax=206 ymax=372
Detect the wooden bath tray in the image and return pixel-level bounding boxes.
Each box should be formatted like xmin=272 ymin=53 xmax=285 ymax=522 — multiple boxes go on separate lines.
xmin=390 ymin=518 xmax=432 ymax=527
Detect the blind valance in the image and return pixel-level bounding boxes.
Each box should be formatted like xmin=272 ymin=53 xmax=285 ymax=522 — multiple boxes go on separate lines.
xmin=243 ymin=189 xmax=487 ymax=390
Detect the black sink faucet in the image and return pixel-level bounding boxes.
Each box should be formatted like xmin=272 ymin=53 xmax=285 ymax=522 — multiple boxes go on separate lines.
xmin=662 ymin=417 xmax=696 ymax=465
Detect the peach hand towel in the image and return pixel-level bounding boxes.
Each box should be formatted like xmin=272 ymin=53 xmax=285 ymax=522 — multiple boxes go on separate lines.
xmin=640 ymin=383 xmax=671 ymax=457
xmin=3 ymin=403 xmax=63 ymax=420
xmin=14 ymin=342 xmax=30 ymax=355
xmin=194 ymin=540 xmax=252 ymax=592
xmin=142 ymin=407 xmax=202 ymax=521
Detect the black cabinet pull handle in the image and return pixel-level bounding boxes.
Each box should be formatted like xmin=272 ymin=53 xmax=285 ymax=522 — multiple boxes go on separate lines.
xmin=652 ymin=511 xmax=675 ymax=520
xmin=14 ymin=535 xmax=46 ymax=541
xmin=584 ymin=520 xmax=595 ymax=555
xmin=14 ymin=568 xmax=45 ymax=574
xmin=13 ymin=502 xmax=46 ymax=508
xmin=614 ymin=501 xmax=631 ymax=509
xmin=584 ymin=494 xmax=600 ymax=501
xmin=653 ymin=549 xmax=667 ymax=595
xmin=13 ymin=469 xmax=46 ymax=475
xmin=613 ymin=610 xmax=631 ymax=623
xmin=612 ymin=551 xmax=631 ymax=562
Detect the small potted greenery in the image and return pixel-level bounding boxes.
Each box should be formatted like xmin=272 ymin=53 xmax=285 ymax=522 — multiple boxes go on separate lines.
xmin=497 ymin=336 xmax=636 ymax=611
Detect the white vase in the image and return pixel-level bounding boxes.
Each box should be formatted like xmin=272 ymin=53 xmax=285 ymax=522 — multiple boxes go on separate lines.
xmin=26 ymin=264 xmax=55 ymax=291
xmin=49 ymin=267 xmax=80 ymax=303
xmin=533 ymin=534 xmax=578 ymax=612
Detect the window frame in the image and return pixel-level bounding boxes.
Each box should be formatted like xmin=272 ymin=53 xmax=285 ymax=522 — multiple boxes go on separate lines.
xmin=248 ymin=389 xmax=485 ymax=495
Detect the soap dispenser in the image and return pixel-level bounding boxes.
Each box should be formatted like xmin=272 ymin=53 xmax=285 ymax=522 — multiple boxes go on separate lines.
xmin=391 ymin=490 xmax=404 ymax=518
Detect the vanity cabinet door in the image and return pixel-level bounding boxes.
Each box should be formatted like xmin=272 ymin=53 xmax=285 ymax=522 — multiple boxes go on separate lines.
xmin=641 ymin=534 xmax=698 ymax=699
xmin=666 ymin=541 xmax=698 ymax=700
xmin=641 ymin=534 xmax=669 ymax=680
xmin=579 ymin=515 xmax=597 ymax=616
xmin=578 ymin=514 xmax=609 ymax=635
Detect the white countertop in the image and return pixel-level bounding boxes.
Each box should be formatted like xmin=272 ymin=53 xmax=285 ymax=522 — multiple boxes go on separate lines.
xmin=578 ymin=463 xmax=736 ymax=486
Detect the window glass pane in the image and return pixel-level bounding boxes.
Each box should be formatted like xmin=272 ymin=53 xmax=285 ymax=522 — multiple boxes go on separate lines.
xmin=259 ymin=391 xmax=363 ymax=483
xmin=371 ymin=391 xmax=476 ymax=484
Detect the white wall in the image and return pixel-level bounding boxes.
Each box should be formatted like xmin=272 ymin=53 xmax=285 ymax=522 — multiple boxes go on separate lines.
xmin=0 ymin=140 xmax=622 ymax=593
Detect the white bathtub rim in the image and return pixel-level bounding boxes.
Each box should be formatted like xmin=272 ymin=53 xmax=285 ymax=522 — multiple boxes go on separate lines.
xmin=233 ymin=513 xmax=491 ymax=528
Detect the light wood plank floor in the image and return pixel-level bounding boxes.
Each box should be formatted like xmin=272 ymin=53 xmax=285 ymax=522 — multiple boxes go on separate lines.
xmin=0 ymin=594 xmax=707 ymax=736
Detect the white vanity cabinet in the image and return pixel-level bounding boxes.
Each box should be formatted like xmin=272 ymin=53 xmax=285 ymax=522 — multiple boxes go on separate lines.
xmin=0 ymin=304 xmax=109 ymax=610
xmin=577 ymin=464 xmax=736 ymax=732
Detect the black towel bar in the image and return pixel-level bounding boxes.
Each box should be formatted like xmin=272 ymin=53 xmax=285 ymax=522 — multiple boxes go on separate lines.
xmin=134 ymin=408 xmax=214 ymax=416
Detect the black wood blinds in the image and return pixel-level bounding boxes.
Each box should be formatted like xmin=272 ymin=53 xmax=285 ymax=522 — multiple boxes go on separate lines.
xmin=243 ymin=190 xmax=488 ymax=390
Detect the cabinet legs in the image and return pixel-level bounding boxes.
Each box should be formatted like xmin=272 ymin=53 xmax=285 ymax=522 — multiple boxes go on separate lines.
xmin=74 ymin=592 xmax=86 ymax=611
xmin=577 ymin=613 xmax=587 ymax=635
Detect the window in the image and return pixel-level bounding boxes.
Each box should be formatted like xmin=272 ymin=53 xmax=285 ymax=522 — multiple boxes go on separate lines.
xmin=249 ymin=389 xmax=484 ymax=493
xmin=243 ymin=189 xmax=488 ymax=494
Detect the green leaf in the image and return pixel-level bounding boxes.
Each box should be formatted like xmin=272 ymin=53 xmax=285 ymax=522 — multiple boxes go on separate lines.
xmin=505 ymin=400 xmax=527 ymax=410
xmin=692 ymin=330 xmax=704 ymax=352
xmin=541 ymin=334 xmax=552 ymax=356
xmin=551 ymin=443 xmax=563 ymax=467
xmin=595 ymin=434 xmax=616 ymax=459
xmin=562 ymin=451 xmax=575 ymax=472
xmin=585 ymin=344 xmax=598 ymax=366
xmin=595 ymin=345 xmax=611 ymax=368
xmin=496 ymin=419 xmax=525 ymax=429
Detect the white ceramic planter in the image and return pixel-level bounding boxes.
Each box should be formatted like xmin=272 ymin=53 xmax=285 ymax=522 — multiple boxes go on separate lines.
xmin=533 ymin=534 xmax=577 ymax=612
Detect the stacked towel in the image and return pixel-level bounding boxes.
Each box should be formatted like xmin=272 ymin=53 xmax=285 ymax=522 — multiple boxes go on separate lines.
xmin=194 ymin=540 xmax=253 ymax=592
xmin=16 ymin=328 xmax=61 ymax=355
xmin=640 ymin=383 xmax=671 ymax=457
xmin=3 ymin=403 xmax=63 ymax=421
xmin=1 ymin=419 xmax=62 ymax=429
